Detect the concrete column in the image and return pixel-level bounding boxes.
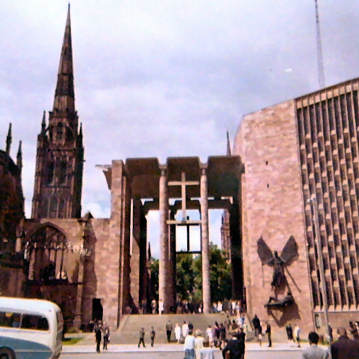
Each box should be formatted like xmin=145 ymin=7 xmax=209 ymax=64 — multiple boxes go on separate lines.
xmin=139 ymin=209 xmax=147 ymax=309
xmin=130 ymin=199 xmax=141 ymax=311
xmin=159 ymin=166 xmax=169 ymax=313
xmin=119 ymin=175 xmax=131 ymax=315
xmin=168 ymin=209 xmax=176 ymax=310
xmin=200 ymin=166 xmax=211 ymax=313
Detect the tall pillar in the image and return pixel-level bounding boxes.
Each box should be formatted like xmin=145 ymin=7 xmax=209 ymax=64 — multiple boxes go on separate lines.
xmin=159 ymin=166 xmax=169 ymax=313
xmin=168 ymin=209 xmax=176 ymax=310
xmin=200 ymin=166 xmax=211 ymax=313
xmin=130 ymin=199 xmax=141 ymax=311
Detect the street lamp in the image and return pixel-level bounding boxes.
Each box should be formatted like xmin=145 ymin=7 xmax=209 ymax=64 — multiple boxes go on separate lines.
xmin=307 ymin=195 xmax=331 ymax=343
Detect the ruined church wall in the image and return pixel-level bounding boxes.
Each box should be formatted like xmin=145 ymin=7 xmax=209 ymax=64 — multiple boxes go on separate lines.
xmin=234 ymin=100 xmax=314 ymax=333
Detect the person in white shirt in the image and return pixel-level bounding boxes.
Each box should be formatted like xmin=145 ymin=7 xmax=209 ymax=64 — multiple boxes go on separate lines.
xmin=175 ymin=323 xmax=182 ymax=343
xmin=294 ymin=325 xmax=301 ymax=348
xmin=302 ymin=331 xmax=329 ymax=359
xmin=184 ymin=330 xmax=195 ymax=359
xmin=194 ymin=329 xmax=204 ymax=359
xmin=182 ymin=321 xmax=189 ymax=338
xmin=206 ymin=325 xmax=214 ymax=347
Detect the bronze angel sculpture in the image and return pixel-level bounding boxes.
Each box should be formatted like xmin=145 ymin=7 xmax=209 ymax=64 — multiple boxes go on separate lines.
xmin=257 ymin=235 xmax=298 ymax=289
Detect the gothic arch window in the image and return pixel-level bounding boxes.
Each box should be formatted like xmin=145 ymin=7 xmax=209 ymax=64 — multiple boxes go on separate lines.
xmin=25 ymin=224 xmax=68 ymax=282
xmin=41 ymin=197 xmax=49 ymax=218
xmin=66 ymin=127 xmax=73 ymax=142
xmin=47 ymin=161 xmax=54 ymax=184
xmin=58 ymin=198 xmax=66 ymax=218
xmin=56 ymin=123 xmax=63 ymax=141
xmin=59 ymin=161 xmax=67 ymax=184
xmin=49 ymin=196 xmax=58 ymax=218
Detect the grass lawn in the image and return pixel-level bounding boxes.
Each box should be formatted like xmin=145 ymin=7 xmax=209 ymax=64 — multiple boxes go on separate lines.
xmin=62 ymin=337 xmax=84 ymax=345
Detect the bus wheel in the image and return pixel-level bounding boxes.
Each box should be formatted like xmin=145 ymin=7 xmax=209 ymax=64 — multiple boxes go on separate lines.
xmin=0 ymin=348 xmax=15 ymax=359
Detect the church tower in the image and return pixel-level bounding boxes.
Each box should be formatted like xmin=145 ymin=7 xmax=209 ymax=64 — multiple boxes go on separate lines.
xmin=32 ymin=5 xmax=84 ymax=219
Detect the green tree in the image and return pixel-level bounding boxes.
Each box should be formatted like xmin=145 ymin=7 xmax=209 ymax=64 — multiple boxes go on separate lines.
xmin=150 ymin=258 xmax=159 ymax=299
xmin=175 ymin=244 xmax=232 ymax=303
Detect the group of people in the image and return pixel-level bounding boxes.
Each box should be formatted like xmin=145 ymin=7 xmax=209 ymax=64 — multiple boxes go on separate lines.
xmin=251 ymin=314 xmax=272 ymax=347
xmin=140 ymin=299 xmax=245 ymax=315
xmin=212 ymin=300 xmax=245 ymax=316
xmin=302 ymin=327 xmax=359 ymax=359
xmin=93 ymin=320 xmax=110 ymax=353
xmin=182 ymin=325 xmax=246 ymax=359
xmin=137 ymin=320 xmax=180 ymax=347
xmin=137 ymin=326 xmax=156 ymax=347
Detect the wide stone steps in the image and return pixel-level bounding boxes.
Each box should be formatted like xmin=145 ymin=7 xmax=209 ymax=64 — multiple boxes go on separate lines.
xmin=114 ymin=313 xmax=230 ymax=344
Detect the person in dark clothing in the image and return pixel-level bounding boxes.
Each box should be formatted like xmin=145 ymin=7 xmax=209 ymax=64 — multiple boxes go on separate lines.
xmin=138 ymin=327 xmax=146 ymax=348
xmin=222 ymin=332 xmax=244 ymax=359
xmin=349 ymin=321 xmax=359 ymax=340
xmin=252 ymin=315 xmax=260 ymax=337
xmin=166 ymin=320 xmax=173 ymax=342
xmin=238 ymin=327 xmax=246 ymax=359
xmin=94 ymin=322 xmax=102 ymax=353
xmin=150 ymin=326 xmax=156 ymax=347
xmin=102 ymin=323 xmax=110 ymax=351
xmin=265 ymin=322 xmax=272 ymax=347
xmin=328 ymin=324 xmax=333 ymax=343
xmin=286 ymin=323 xmax=293 ymax=343
xmin=331 ymin=327 xmax=359 ymax=359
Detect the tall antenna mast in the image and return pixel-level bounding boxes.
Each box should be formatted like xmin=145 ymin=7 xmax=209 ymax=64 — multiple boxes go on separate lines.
xmin=314 ymin=0 xmax=325 ymax=88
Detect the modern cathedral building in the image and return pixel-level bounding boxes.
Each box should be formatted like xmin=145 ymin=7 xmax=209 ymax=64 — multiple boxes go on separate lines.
xmin=1 ymin=6 xmax=359 ymax=333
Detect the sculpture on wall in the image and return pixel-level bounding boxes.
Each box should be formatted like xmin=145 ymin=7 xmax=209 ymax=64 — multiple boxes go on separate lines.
xmin=257 ymin=235 xmax=298 ymax=309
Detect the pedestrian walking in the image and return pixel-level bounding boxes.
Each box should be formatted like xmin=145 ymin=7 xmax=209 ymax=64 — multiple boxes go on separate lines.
xmin=265 ymin=322 xmax=272 ymax=347
xmin=150 ymin=326 xmax=156 ymax=347
xmin=166 ymin=320 xmax=173 ymax=342
xmin=286 ymin=323 xmax=294 ymax=345
xmin=183 ymin=321 xmax=189 ymax=338
xmin=330 ymin=327 xmax=359 ymax=359
xmin=94 ymin=321 xmax=102 ymax=353
xmin=102 ymin=322 xmax=110 ymax=351
xmin=252 ymin=314 xmax=260 ymax=337
xmin=302 ymin=331 xmax=329 ymax=359
xmin=184 ymin=329 xmax=196 ymax=359
xmin=238 ymin=326 xmax=246 ymax=359
xmin=294 ymin=324 xmax=301 ymax=348
xmin=175 ymin=322 xmax=182 ymax=343
xmin=258 ymin=326 xmax=262 ymax=347
xmin=138 ymin=327 xmax=146 ymax=348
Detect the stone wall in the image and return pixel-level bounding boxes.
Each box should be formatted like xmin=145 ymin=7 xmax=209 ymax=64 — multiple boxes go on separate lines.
xmin=234 ymin=100 xmax=314 ymax=333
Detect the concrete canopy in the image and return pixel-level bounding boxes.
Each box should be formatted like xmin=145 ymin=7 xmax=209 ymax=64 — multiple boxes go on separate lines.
xmin=100 ymin=155 xmax=243 ymax=200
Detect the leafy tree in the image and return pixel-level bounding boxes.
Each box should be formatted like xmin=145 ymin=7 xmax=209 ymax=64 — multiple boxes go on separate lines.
xmin=150 ymin=258 xmax=159 ymax=299
xmin=150 ymin=244 xmax=232 ymax=303
xmin=175 ymin=244 xmax=232 ymax=302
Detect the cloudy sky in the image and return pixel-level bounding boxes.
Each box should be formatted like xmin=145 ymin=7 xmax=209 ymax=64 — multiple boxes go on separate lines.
xmin=1 ymin=0 xmax=358 ymax=256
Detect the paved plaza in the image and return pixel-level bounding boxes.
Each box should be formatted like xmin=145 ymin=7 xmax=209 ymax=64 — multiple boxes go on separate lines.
xmin=60 ymin=342 xmax=323 ymax=359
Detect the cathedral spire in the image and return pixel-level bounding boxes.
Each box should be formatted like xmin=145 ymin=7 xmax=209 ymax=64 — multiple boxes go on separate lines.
xmin=17 ymin=141 xmax=23 ymax=174
xmin=6 ymin=123 xmax=12 ymax=154
xmin=53 ymin=4 xmax=75 ymax=113
xmin=226 ymin=131 xmax=231 ymax=156
xmin=41 ymin=110 xmax=46 ymax=133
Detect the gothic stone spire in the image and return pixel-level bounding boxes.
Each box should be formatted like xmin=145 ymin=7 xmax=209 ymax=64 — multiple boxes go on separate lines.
xmin=226 ymin=130 xmax=231 ymax=156
xmin=53 ymin=4 xmax=75 ymax=113
xmin=6 ymin=123 xmax=12 ymax=155
xmin=32 ymin=5 xmax=83 ymax=220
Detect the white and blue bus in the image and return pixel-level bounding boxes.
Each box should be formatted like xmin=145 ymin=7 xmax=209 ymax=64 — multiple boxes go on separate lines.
xmin=0 ymin=297 xmax=63 ymax=359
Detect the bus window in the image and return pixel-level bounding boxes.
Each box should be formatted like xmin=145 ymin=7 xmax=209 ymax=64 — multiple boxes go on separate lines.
xmin=0 ymin=311 xmax=21 ymax=328
xmin=21 ymin=314 xmax=49 ymax=331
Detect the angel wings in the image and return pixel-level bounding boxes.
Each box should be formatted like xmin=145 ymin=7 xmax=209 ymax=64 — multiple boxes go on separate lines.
xmin=257 ymin=235 xmax=298 ymax=288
